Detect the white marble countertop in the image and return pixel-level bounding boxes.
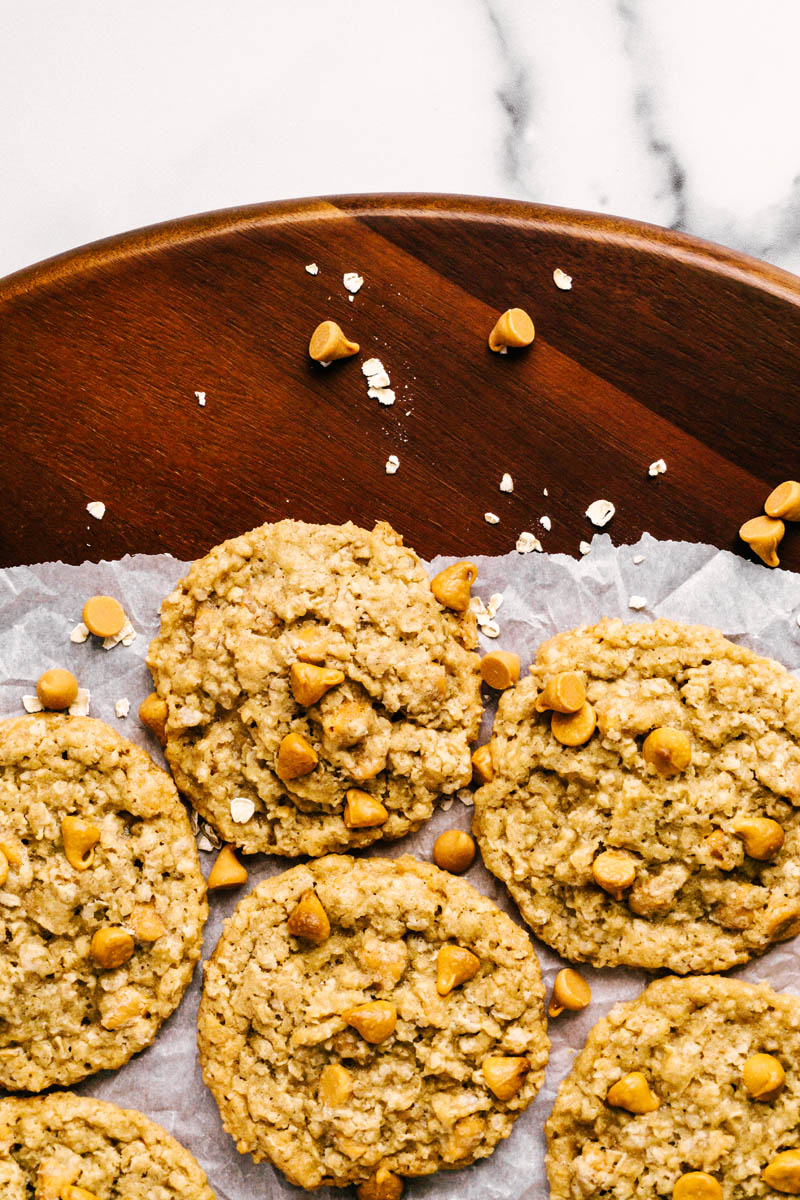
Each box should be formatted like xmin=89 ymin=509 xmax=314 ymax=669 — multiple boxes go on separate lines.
xmin=3 ymin=0 xmax=800 ymax=280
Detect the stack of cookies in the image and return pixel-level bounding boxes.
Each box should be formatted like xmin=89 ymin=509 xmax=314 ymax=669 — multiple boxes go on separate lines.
xmin=2 ymin=516 xmax=800 ymax=1199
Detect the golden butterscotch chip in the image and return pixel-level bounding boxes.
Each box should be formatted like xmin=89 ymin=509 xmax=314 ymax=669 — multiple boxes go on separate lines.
xmin=207 ymin=843 xmax=248 ymax=890
xmin=138 ymin=692 xmax=167 ymax=744
xmin=287 ymin=888 xmax=331 ymax=942
xmin=471 ymin=742 xmax=494 ymax=784
xmin=146 ymin=520 xmax=481 ymax=857
xmin=488 ymin=307 xmax=535 ymax=351
xmin=0 ymin=714 xmax=207 ymax=1092
xmin=739 ymin=514 xmax=785 ymax=566
xmin=551 ymin=702 xmax=596 ymax=746
xmin=343 ymin=788 xmax=388 ymax=828
xmin=765 ymin=480 xmax=800 ymax=520
xmin=762 ymin=1148 xmax=800 ymax=1193
xmin=0 ymin=1092 xmax=213 ymax=1198
xmin=36 ymin=668 xmax=79 ymax=711
xmin=535 ymin=671 xmax=586 ymax=714
xmin=0 ymin=848 xmax=7 ymax=888
xmin=433 ymin=829 xmax=476 ymax=873
xmin=82 ymin=595 xmax=126 ymax=638
xmin=197 ymin=856 xmax=549 ymax=1190
xmin=309 ymin=319 xmax=359 ymax=362
xmin=357 ymin=1167 xmax=404 ymax=1200
xmin=548 ymin=967 xmax=591 ymax=1017
xmin=474 ymin=617 xmax=800 ymax=973
xmin=430 ymin=560 xmax=478 ymax=611
xmin=480 ymin=650 xmax=520 ymax=690
xmin=546 ymin=975 xmax=800 ymax=1200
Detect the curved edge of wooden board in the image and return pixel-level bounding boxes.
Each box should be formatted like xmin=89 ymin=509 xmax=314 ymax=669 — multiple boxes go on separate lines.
xmin=2 ymin=193 xmax=800 ymax=309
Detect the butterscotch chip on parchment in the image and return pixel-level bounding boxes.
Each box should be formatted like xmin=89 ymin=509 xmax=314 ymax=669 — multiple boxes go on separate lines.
xmin=473 ymin=618 xmax=800 ymax=973
xmin=197 ymin=855 xmax=549 ymax=1190
xmin=546 ymin=975 xmax=800 ymax=1200
xmin=147 ymin=520 xmax=481 ymax=857
xmin=0 ymin=1092 xmax=214 ymax=1198
xmin=0 ymin=714 xmax=207 ymax=1092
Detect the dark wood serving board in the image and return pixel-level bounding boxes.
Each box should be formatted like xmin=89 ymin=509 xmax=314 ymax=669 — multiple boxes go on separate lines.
xmin=2 ymin=194 xmax=799 ymax=571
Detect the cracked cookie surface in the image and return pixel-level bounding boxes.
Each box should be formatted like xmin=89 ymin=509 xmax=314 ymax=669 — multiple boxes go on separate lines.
xmin=546 ymin=975 xmax=800 ymax=1199
xmin=0 ymin=715 xmax=207 ymax=1091
xmin=147 ymin=520 xmax=481 ymax=856
xmin=0 ymin=1092 xmax=214 ymax=1198
xmin=473 ymin=618 xmax=800 ymax=972
xmin=197 ymin=855 xmax=549 ymax=1189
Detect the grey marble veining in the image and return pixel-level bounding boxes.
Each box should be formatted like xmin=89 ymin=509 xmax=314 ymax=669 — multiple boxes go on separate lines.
xmin=2 ymin=0 xmax=800 ymax=277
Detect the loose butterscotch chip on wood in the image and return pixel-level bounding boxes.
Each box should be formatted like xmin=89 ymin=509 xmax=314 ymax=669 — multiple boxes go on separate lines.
xmin=765 ymin=480 xmax=800 ymax=520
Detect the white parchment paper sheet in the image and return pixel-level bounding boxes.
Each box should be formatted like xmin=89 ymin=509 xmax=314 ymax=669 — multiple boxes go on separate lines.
xmin=2 ymin=533 xmax=800 ymax=1200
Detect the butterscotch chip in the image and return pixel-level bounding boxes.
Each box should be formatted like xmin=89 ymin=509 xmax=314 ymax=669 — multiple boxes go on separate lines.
xmin=546 ymin=976 xmax=800 ymax=1200
xmin=147 ymin=520 xmax=481 ymax=856
xmin=473 ymin=617 xmax=800 ymax=972
xmin=197 ymin=855 xmax=549 ymax=1189
xmin=488 ymin=307 xmax=535 ymax=351
xmin=765 ymin=480 xmax=800 ymax=520
xmin=480 ymin=650 xmax=520 ymax=690
xmin=309 ymin=319 xmax=359 ymax=362
xmin=36 ymin=668 xmax=79 ymax=711
xmin=0 ymin=714 xmax=207 ymax=1091
xmin=81 ymin=595 xmax=125 ymax=639
xmin=739 ymin=514 xmax=784 ymax=567
xmin=0 ymin=1092 xmax=213 ymax=1198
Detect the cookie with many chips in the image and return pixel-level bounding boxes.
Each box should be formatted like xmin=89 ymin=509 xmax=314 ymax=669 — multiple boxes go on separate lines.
xmin=0 ymin=715 xmax=207 ymax=1091
xmin=547 ymin=975 xmax=800 ymax=1199
xmin=197 ymin=855 xmax=549 ymax=1190
xmin=147 ymin=520 xmax=481 ymax=856
xmin=473 ymin=618 xmax=800 ymax=972
xmin=0 ymin=1092 xmax=214 ymax=1198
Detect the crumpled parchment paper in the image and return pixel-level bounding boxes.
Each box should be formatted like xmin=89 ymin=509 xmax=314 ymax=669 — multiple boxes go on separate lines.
xmin=2 ymin=532 xmax=800 ymax=1200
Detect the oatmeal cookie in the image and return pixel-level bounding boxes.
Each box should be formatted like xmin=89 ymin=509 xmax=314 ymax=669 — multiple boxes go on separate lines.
xmin=473 ymin=618 xmax=800 ymax=972
xmin=0 ymin=714 xmax=207 ymax=1092
xmin=147 ymin=520 xmax=481 ymax=856
xmin=0 ymin=1092 xmax=214 ymax=1198
xmin=546 ymin=975 xmax=800 ymax=1199
xmin=197 ymin=855 xmax=549 ymax=1190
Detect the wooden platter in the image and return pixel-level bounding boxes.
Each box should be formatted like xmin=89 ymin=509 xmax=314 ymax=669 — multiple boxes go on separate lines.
xmin=1 ymin=194 xmax=799 ymax=571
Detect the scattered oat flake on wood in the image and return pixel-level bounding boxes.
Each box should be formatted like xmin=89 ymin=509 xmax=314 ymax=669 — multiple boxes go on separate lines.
xmin=500 ymin=473 xmax=514 ymax=493
xmin=579 ymin=541 xmax=592 ymax=555
xmin=305 ymin=262 xmax=319 ymax=275
xmin=385 ymin=454 xmax=400 ymax=475
xmin=585 ymin=499 xmax=615 ymax=527
xmin=362 ymin=358 xmax=385 ymax=378
xmin=195 ymin=391 xmax=206 ymax=406
xmin=484 ymin=512 xmax=500 ymax=524
xmin=648 ymin=458 xmax=667 ymax=476
xmin=369 ymin=386 xmax=395 ymax=406
xmin=553 ymin=268 xmax=573 ymax=290
xmin=86 ymin=501 xmax=105 ymax=520
xmin=516 ymin=531 xmax=542 ymax=554
xmin=343 ymin=272 xmax=364 ymax=293
xmin=540 ymin=515 xmax=552 ymax=531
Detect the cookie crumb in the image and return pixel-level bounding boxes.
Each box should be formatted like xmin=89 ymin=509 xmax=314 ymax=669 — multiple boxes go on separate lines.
xmin=579 ymin=540 xmax=592 ymax=555
xmin=628 ymin=595 xmax=648 ymax=611
xmin=633 ymin=554 xmax=645 ymax=565
xmin=585 ymin=499 xmax=615 ymax=527
xmin=230 ymin=796 xmax=255 ymax=823
xmin=484 ymin=512 xmax=500 ymax=525
xmin=69 ymin=687 xmax=91 ymax=716
xmin=343 ymin=272 xmax=364 ymax=294
xmin=305 ymin=262 xmax=319 ymax=275
xmin=70 ymin=622 xmax=90 ymax=643
xmin=114 ymin=698 xmax=130 ymax=718
xmin=516 ymin=531 xmax=542 ymax=554
xmin=648 ymin=458 xmax=667 ymax=476
xmin=540 ymin=515 xmax=552 ymax=531
xmin=553 ymin=268 xmax=573 ymax=290
xmin=500 ymin=473 xmax=514 ymax=493
xmin=195 ymin=391 xmax=206 ymax=407
xmin=385 ymin=454 xmax=400 ymax=475
xmin=22 ymin=695 xmax=43 ymax=713
xmin=86 ymin=501 xmax=106 ymax=520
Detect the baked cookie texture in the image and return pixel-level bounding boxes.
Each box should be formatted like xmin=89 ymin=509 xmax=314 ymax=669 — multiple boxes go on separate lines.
xmin=147 ymin=520 xmax=482 ymax=856
xmin=546 ymin=975 xmax=800 ymax=1199
xmin=0 ymin=1092 xmax=214 ymax=1198
xmin=0 ymin=714 xmax=208 ymax=1092
xmin=473 ymin=618 xmax=800 ymax=973
xmin=197 ymin=855 xmax=549 ymax=1190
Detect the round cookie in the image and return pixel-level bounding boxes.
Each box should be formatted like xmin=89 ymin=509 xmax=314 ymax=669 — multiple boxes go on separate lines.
xmin=0 ymin=1092 xmax=214 ymax=1198
xmin=197 ymin=855 xmax=549 ymax=1190
xmin=147 ymin=520 xmax=482 ymax=856
xmin=473 ymin=618 xmax=800 ymax=972
xmin=546 ymin=975 xmax=800 ymax=1199
xmin=0 ymin=714 xmax=208 ymax=1092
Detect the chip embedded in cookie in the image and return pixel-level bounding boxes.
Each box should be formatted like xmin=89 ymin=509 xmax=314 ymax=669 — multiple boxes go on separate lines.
xmin=473 ymin=618 xmax=800 ymax=973
xmin=147 ymin=520 xmax=482 ymax=856
xmin=0 ymin=1092 xmax=214 ymax=1198
xmin=197 ymin=855 xmax=549 ymax=1190
xmin=0 ymin=714 xmax=208 ymax=1092
xmin=546 ymin=975 xmax=800 ymax=1199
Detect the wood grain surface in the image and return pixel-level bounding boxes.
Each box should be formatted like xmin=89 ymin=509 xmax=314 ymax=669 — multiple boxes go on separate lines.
xmin=1 ymin=194 xmax=799 ymax=572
